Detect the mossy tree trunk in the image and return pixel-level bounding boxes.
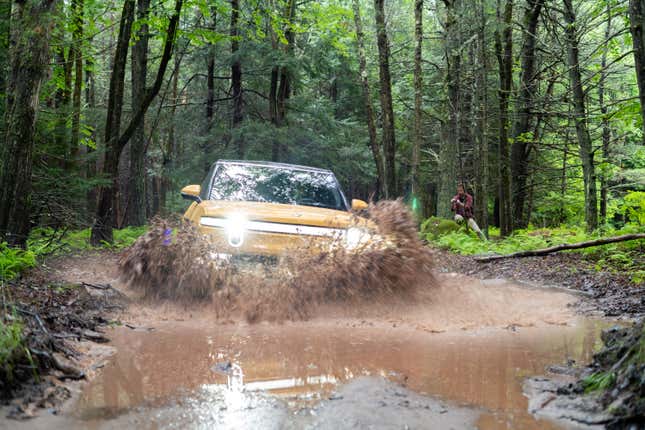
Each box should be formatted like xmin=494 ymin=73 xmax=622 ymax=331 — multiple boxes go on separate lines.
xmin=0 ymin=0 xmax=58 ymax=247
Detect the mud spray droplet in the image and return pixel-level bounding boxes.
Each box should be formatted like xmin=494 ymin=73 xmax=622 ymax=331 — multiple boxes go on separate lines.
xmin=118 ymin=201 xmax=436 ymax=322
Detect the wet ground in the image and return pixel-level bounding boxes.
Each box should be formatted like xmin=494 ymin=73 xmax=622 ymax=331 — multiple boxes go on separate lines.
xmin=65 ymin=316 xmax=605 ymax=430
xmin=1 ymin=253 xmax=613 ymax=429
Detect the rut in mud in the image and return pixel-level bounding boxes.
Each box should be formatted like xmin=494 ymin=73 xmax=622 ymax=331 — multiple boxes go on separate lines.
xmin=119 ymin=200 xmax=435 ymax=322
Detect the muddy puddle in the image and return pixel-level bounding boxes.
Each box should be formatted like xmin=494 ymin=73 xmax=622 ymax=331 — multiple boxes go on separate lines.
xmin=66 ymin=320 xmax=605 ymax=429
xmin=1 ymin=275 xmax=609 ymax=430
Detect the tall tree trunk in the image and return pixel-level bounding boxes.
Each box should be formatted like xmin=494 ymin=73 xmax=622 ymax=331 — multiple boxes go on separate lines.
xmin=437 ymin=0 xmax=460 ymax=218
xmin=230 ymin=0 xmax=243 ymax=156
xmin=629 ymin=0 xmax=645 ymax=144
xmin=494 ymin=0 xmax=513 ymax=236
xmin=161 ymin=55 xmax=180 ymax=213
xmin=0 ymin=0 xmax=58 ymax=247
xmin=206 ymin=8 xmax=216 ymax=128
xmin=352 ymin=0 xmax=384 ymax=199
xmin=510 ymin=0 xmax=543 ymax=228
xmin=475 ymin=0 xmax=489 ymax=234
xmin=54 ymin=42 xmax=72 ymax=167
xmin=563 ymin=0 xmax=598 ymax=231
xmin=70 ymin=0 xmax=84 ymax=165
xmin=85 ymin=41 xmax=97 ymax=216
xmin=374 ymin=0 xmax=396 ymax=198
xmin=0 ymin=1 xmax=10 ymax=114
xmin=412 ymin=0 xmax=423 ymax=205
xmin=599 ymin=3 xmax=612 ymax=224
xmin=90 ymin=0 xmax=135 ymax=244
xmin=125 ymin=0 xmax=150 ymax=227
xmin=276 ymin=0 xmax=296 ymax=126
xmin=91 ymin=0 xmax=182 ymax=244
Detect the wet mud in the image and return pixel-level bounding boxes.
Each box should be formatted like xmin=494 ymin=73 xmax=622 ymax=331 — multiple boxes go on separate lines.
xmin=62 ymin=305 xmax=602 ymax=429
xmin=118 ymin=201 xmax=436 ymax=322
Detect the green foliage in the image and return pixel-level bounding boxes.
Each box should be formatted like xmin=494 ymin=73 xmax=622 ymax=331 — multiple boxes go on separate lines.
xmin=427 ymin=221 xmax=644 ymax=283
xmin=0 ymin=316 xmax=25 ymax=383
xmin=621 ymin=191 xmax=645 ymax=225
xmin=582 ymin=371 xmax=616 ymax=393
xmin=28 ymin=226 xmax=147 ymax=256
xmin=420 ymin=216 xmax=460 ymax=239
xmin=0 ymin=244 xmax=36 ymax=281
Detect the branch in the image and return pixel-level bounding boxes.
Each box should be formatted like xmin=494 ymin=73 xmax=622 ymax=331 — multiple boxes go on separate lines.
xmin=475 ymin=234 xmax=645 ymax=262
xmin=116 ymin=0 xmax=183 ymax=156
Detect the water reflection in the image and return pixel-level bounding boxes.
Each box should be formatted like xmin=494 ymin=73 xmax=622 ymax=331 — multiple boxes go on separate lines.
xmin=76 ymin=318 xmax=606 ymax=429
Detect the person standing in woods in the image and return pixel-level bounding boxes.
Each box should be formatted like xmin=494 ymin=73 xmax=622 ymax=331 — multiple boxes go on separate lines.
xmin=451 ymin=184 xmax=487 ymax=240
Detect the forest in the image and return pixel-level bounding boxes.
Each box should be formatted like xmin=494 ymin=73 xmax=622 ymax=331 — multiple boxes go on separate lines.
xmin=0 ymin=0 xmax=644 ymax=247
xmin=2 ymin=1 xmax=645 ymax=426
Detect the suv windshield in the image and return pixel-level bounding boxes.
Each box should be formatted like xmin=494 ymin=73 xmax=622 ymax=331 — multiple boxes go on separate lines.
xmin=206 ymin=163 xmax=347 ymax=211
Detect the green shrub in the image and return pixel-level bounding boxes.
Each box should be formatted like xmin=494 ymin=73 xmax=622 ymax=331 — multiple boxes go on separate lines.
xmin=0 ymin=243 xmax=36 ymax=281
xmin=28 ymin=225 xmax=147 ymax=256
xmin=420 ymin=216 xmax=461 ymax=240
xmin=424 ymin=217 xmax=645 ymax=277
xmin=0 ymin=317 xmax=25 ymax=383
xmin=622 ymin=191 xmax=645 ymax=225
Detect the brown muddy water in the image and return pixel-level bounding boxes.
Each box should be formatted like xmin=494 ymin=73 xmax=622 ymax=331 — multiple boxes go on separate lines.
xmin=2 ymin=276 xmax=609 ymax=430
xmin=73 ymin=320 xmax=604 ymax=429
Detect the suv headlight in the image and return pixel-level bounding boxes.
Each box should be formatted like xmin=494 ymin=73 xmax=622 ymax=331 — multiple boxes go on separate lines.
xmin=226 ymin=216 xmax=246 ymax=247
xmin=201 ymin=215 xmax=247 ymax=247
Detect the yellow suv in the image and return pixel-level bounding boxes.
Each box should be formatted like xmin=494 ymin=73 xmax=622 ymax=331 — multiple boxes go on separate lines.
xmin=181 ymin=160 xmax=371 ymax=259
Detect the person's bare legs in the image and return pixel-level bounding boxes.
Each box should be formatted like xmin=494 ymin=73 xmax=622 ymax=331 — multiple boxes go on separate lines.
xmin=467 ymin=217 xmax=487 ymax=241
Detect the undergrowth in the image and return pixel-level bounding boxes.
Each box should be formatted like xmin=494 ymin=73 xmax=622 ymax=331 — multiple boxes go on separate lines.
xmin=28 ymin=226 xmax=147 ymax=256
xmin=0 ymin=313 xmax=27 ymax=388
xmin=0 ymin=244 xmax=36 ymax=281
xmin=0 ymin=226 xmax=147 ymax=282
xmin=424 ymin=221 xmax=645 ymax=283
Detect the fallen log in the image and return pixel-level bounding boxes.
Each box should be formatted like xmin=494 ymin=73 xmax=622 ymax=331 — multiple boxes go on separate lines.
xmin=475 ymin=233 xmax=645 ymax=262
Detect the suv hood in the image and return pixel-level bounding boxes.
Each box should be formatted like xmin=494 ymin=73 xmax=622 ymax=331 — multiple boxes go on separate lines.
xmin=199 ymin=200 xmax=366 ymax=229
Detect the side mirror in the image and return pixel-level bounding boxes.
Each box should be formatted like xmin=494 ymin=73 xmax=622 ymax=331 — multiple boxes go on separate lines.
xmin=181 ymin=185 xmax=202 ymax=203
xmin=351 ymin=199 xmax=368 ymax=211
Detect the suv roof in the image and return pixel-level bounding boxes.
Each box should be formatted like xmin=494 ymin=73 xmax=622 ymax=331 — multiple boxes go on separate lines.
xmin=215 ymin=159 xmax=333 ymax=174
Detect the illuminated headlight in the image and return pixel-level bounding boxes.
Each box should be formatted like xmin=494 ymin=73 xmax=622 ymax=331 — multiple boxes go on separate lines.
xmin=226 ymin=216 xmax=246 ymax=247
xmin=345 ymin=227 xmax=370 ymax=250
xmin=201 ymin=215 xmax=247 ymax=248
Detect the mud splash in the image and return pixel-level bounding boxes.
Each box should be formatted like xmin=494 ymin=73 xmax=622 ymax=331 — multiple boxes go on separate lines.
xmin=119 ymin=200 xmax=435 ymax=322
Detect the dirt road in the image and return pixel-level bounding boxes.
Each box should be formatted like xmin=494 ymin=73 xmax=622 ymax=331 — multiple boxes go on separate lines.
xmin=2 ymin=251 xmax=609 ymax=430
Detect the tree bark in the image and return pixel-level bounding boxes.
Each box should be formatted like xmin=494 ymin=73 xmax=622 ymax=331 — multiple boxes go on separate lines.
xmin=91 ymin=0 xmax=182 ymax=245
xmin=374 ymin=0 xmax=396 ymax=198
xmin=599 ymin=3 xmax=612 ymax=224
xmin=412 ymin=0 xmax=423 ymax=204
xmin=69 ymin=0 xmax=84 ymax=166
xmin=277 ymin=0 xmax=296 ymax=127
xmin=437 ymin=0 xmax=461 ymax=218
xmin=206 ymin=8 xmax=216 ymax=128
xmin=161 ymin=55 xmax=181 ymax=214
xmin=230 ymin=0 xmax=243 ymax=157
xmin=629 ymin=0 xmax=645 ymax=144
xmin=494 ymin=0 xmax=513 ymax=236
xmin=352 ymin=0 xmax=384 ymax=199
xmin=563 ymin=0 xmax=598 ymax=232
xmin=0 ymin=0 xmax=58 ymax=247
xmin=510 ymin=0 xmax=543 ymax=228
xmin=126 ymin=0 xmax=150 ymax=227
xmin=475 ymin=234 xmax=645 ymax=262
xmin=90 ymin=0 xmax=135 ymax=244
xmin=474 ymin=0 xmax=489 ymax=234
